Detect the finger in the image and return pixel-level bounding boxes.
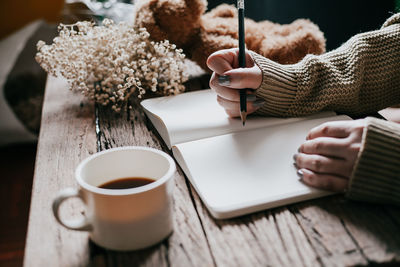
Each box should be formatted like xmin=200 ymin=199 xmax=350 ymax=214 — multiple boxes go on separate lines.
xmin=210 ymin=73 xmax=257 ymax=102
xmin=294 ymin=153 xmax=353 ymax=178
xmin=216 ymin=95 xmax=262 ymax=117
xmin=207 ymin=48 xmax=255 ymax=74
xmin=306 ymin=121 xmax=353 ymax=140
xmin=222 ymin=65 xmax=262 ymax=89
xmin=298 ymin=168 xmax=348 ymax=192
xmin=299 ymin=137 xmax=349 ymax=158
xmin=207 ymin=48 xmax=238 ymax=74
xmin=210 ymin=73 xmax=240 ymax=101
xmin=244 ymin=50 xmax=255 ymax=67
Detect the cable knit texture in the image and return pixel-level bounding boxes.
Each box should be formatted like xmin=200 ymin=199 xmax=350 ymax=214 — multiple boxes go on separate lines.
xmin=250 ymin=14 xmax=400 ymax=205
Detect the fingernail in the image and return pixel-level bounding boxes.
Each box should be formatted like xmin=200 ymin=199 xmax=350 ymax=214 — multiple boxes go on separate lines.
xmin=293 ymin=153 xmax=298 ymax=161
xmin=218 ymin=75 xmax=230 ymax=86
xmin=252 ymin=99 xmax=266 ymax=108
xmin=297 ymin=147 xmax=301 ymax=153
xmin=297 ymin=169 xmax=304 ymax=180
xmin=293 ymin=162 xmax=298 ymax=169
xmin=247 ymin=94 xmax=257 ymax=102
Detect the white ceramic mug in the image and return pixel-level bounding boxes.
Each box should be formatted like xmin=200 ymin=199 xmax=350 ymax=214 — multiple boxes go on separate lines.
xmin=52 ymin=146 xmax=176 ymax=251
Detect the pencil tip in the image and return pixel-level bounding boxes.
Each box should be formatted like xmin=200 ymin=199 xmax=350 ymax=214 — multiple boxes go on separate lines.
xmin=240 ymin=111 xmax=247 ymax=126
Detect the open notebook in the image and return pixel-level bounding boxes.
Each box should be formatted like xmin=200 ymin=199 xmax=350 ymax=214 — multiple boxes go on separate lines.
xmin=141 ymin=90 xmax=351 ymax=219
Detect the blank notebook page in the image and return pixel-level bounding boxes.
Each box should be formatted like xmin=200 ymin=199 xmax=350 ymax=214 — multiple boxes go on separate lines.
xmin=173 ymin=115 xmax=350 ymax=219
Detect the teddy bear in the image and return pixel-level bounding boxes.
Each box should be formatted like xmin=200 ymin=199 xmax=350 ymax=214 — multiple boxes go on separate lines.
xmin=134 ymin=0 xmax=326 ymax=71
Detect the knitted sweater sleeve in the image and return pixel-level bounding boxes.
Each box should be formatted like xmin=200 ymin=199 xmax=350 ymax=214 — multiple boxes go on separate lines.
xmin=249 ymin=13 xmax=400 ymax=118
xmin=346 ymin=117 xmax=400 ymax=205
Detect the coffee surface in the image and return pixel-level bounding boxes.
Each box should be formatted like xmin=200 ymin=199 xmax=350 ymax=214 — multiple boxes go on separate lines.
xmin=99 ymin=177 xmax=155 ymax=189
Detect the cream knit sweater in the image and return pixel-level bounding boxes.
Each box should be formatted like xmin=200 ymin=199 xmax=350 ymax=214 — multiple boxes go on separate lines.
xmin=250 ymin=13 xmax=400 ymax=205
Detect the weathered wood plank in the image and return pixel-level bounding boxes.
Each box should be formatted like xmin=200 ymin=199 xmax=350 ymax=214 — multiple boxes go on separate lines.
xmin=189 ymin=183 xmax=321 ymax=267
xmin=190 ymin=182 xmax=400 ymax=267
xmin=291 ymin=197 xmax=368 ymax=266
xmin=94 ymin=98 xmax=215 ymax=266
xmin=336 ymin=202 xmax=400 ymax=264
xmin=24 ymin=76 xmax=97 ymax=267
xmin=291 ymin=196 xmax=400 ymax=266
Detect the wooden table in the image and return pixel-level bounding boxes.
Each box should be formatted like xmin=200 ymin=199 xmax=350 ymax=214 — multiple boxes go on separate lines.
xmin=24 ymin=68 xmax=400 ymax=266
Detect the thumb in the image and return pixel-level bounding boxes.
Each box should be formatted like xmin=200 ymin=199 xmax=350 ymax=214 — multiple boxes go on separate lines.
xmin=207 ymin=48 xmax=238 ymax=74
xmin=222 ymin=65 xmax=262 ymax=89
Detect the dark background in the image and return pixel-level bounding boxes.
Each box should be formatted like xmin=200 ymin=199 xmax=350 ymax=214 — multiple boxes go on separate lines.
xmin=207 ymin=0 xmax=396 ymax=51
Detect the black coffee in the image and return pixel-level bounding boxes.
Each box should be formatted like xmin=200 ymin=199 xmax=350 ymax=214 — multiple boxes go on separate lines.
xmin=99 ymin=177 xmax=155 ymax=189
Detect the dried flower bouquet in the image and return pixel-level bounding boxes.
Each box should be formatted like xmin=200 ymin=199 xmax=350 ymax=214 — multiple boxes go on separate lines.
xmin=36 ymin=19 xmax=188 ymax=112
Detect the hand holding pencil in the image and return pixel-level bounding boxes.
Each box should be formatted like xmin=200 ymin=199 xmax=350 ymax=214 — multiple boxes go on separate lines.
xmin=207 ymin=0 xmax=265 ymax=122
xmin=207 ymin=48 xmax=264 ymax=118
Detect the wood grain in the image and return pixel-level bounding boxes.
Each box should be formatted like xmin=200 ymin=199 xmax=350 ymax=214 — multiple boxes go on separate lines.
xmin=291 ymin=197 xmax=368 ymax=266
xmin=291 ymin=197 xmax=400 ymax=266
xmin=188 ymin=182 xmax=320 ymax=267
xmin=24 ymin=76 xmax=97 ymax=267
xmin=191 ymin=188 xmax=400 ymax=266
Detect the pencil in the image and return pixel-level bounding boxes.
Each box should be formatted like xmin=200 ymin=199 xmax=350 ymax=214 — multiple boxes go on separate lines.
xmin=237 ymin=0 xmax=247 ymax=126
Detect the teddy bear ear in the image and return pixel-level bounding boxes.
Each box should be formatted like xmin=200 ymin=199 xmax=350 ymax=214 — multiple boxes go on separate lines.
xmin=183 ymin=0 xmax=208 ymax=16
xmin=204 ymin=4 xmax=238 ymax=19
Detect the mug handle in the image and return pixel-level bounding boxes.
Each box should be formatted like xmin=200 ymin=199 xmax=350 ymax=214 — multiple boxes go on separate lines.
xmin=52 ymin=188 xmax=93 ymax=231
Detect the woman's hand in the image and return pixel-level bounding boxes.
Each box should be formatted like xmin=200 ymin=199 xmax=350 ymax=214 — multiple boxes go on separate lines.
xmin=294 ymin=119 xmax=367 ymax=192
xmin=207 ymin=48 xmax=264 ymax=117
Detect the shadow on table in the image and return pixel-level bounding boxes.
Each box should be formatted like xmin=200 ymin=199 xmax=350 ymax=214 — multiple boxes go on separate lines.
xmin=88 ymin=238 xmax=169 ymax=266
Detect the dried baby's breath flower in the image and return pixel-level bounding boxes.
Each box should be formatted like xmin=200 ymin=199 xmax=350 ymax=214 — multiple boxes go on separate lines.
xmin=36 ymin=19 xmax=188 ymax=112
